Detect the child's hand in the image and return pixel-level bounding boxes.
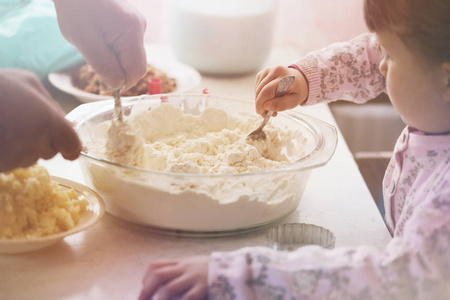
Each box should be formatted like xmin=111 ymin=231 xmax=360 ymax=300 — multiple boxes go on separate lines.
xmin=0 ymin=69 xmax=82 ymax=172
xmin=255 ymin=65 xmax=309 ymax=116
xmin=138 ymin=255 xmax=209 ymax=300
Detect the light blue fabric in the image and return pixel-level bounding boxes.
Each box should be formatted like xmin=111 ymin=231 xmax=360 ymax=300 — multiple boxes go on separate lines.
xmin=0 ymin=0 xmax=84 ymax=80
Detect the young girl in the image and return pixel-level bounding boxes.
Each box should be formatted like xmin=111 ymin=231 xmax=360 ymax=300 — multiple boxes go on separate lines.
xmin=138 ymin=0 xmax=450 ymax=299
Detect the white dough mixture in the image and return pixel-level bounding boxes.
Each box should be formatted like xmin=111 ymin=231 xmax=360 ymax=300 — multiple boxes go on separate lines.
xmin=93 ymin=103 xmax=306 ymax=173
xmin=84 ymin=102 xmax=308 ymax=232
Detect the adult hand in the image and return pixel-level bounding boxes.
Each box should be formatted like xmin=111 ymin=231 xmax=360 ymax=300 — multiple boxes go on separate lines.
xmin=139 ymin=255 xmax=209 ymax=300
xmin=0 ymin=69 xmax=81 ymax=172
xmin=255 ymin=65 xmax=309 ymax=117
xmin=53 ymin=0 xmax=147 ymax=91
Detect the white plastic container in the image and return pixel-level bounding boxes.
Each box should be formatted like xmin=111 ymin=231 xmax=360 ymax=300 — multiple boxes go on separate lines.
xmin=169 ymin=0 xmax=275 ymax=75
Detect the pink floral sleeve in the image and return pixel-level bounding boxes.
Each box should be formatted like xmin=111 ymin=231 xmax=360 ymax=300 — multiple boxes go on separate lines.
xmin=208 ymin=185 xmax=450 ymax=299
xmin=295 ymin=33 xmax=386 ymax=105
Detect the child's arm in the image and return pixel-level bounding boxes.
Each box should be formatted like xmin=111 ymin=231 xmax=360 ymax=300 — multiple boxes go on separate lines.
xmin=138 ymin=192 xmax=450 ymax=300
xmin=208 ymin=188 xmax=450 ymax=299
xmin=255 ymin=33 xmax=386 ymax=116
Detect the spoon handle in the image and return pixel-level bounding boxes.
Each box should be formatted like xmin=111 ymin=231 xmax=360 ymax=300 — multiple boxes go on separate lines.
xmin=275 ymin=75 xmax=295 ymax=97
xmin=265 ymin=74 xmax=295 ymax=119
xmin=113 ymin=88 xmax=123 ymax=122
xmin=259 ymin=110 xmax=274 ymax=129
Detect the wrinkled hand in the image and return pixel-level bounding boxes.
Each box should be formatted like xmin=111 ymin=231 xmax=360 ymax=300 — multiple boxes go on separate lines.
xmin=53 ymin=0 xmax=147 ymax=91
xmin=255 ymin=65 xmax=309 ymax=117
xmin=138 ymin=255 xmax=209 ymax=300
xmin=0 ymin=69 xmax=82 ymax=172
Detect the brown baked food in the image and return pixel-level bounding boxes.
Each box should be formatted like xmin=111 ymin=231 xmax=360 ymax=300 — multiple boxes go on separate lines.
xmin=71 ymin=64 xmax=177 ymax=96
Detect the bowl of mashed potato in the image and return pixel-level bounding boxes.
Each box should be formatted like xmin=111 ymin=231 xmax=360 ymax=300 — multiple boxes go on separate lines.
xmin=69 ymin=94 xmax=337 ymax=235
xmin=0 ymin=165 xmax=105 ymax=254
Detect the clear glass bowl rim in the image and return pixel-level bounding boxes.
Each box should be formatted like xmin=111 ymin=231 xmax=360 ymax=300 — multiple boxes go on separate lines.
xmin=72 ymin=93 xmax=338 ymax=179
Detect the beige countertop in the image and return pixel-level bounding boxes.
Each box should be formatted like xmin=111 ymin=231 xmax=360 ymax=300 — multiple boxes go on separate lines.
xmin=0 ymin=45 xmax=391 ymax=300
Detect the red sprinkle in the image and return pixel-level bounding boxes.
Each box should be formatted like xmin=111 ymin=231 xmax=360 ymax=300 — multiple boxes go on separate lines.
xmin=202 ymin=88 xmax=209 ymax=94
xmin=160 ymin=95 xmax=168 ymax=103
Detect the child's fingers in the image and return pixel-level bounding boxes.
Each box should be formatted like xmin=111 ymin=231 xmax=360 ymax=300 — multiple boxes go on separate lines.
xmin=255 ymin=80 xmax=279 ymax=115
xmin=141 ymin=261 xmax=178 ymax=281
xmin=255 ymin=66 xmax=286 ymax=92
xmin=255 ymin=77 xmax=276 ymax=100
xmin=143 ymin=260 xmax=178 ymax=272
xmin=146 ymin=264 xmax=182 ymax=283
xmin=138 ymin=279 xmax=159 ymax=300
xmin=180 ymin=283 xmax=208 ymax=300
xmin=156 ymin=275 xmax=194 ymax=300
xmin=139 ymin=265 xmax=182 ymax=300
xmin=255 ymin=67 xmax=271 ymax=85
xmin=255 ymin=76 xmax=276 ymax=101
xmin=263 ymin=94 xmax=301 ymax=112
xmin=255 ymin=66 xmax=284 ymax=98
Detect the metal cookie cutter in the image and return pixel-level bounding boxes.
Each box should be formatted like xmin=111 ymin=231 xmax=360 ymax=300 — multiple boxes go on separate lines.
xmin=267 ymin=223 xmax=336 ymax=251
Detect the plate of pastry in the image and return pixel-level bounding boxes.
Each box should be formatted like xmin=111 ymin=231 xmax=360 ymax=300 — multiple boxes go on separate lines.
xmin=48 ymin=46 xmax=202 ymax=103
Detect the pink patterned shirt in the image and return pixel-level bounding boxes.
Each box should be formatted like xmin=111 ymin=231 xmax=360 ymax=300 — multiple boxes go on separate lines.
xmin=208 ymin=34 xmax=450 ymax=299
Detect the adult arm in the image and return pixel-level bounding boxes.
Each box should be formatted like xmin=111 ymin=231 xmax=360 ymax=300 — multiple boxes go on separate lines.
xmin=53 ymin=0 xmax=147 ymax=91
xmin=0 ymin=69 xmax=81 ymax=172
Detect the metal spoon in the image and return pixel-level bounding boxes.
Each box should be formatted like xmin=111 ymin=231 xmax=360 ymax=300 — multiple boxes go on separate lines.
xmin=113 ymin=88 xmax=123 ymax=122
xmin=247 ymin=75 xmax=295 ymax=140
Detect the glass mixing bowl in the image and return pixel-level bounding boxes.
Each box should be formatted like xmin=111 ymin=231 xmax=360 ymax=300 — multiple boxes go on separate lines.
xmin=68 ymin=94 xmax=337 ymax=236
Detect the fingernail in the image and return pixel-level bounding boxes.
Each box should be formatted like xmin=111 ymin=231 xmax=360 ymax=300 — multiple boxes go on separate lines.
xmin=265 ymin=103 xmax=275 ymax=111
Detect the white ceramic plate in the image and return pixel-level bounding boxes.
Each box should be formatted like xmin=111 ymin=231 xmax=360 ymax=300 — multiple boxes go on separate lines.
xmin=0 ymin=176 xmax=105 ymax=254
xmin=48 ymin=46 xmax=202 ymax=103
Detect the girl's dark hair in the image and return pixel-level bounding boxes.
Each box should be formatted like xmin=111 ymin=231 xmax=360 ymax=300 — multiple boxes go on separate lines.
xmin=364 ymin=0 xmax=450 ymax=63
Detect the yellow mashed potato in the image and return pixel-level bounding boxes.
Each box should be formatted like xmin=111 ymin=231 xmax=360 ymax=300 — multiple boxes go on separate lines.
xmin=0 ymin=165 xmax=88 ymax=240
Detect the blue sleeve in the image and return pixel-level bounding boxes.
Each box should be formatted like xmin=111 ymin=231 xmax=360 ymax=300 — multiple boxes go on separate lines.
xmin=0 ymin=0 xmax=84 ymax=80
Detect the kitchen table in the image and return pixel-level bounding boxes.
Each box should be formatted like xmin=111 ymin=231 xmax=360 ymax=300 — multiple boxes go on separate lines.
xmin=0 ymin=46 xmax=392 ymax=300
